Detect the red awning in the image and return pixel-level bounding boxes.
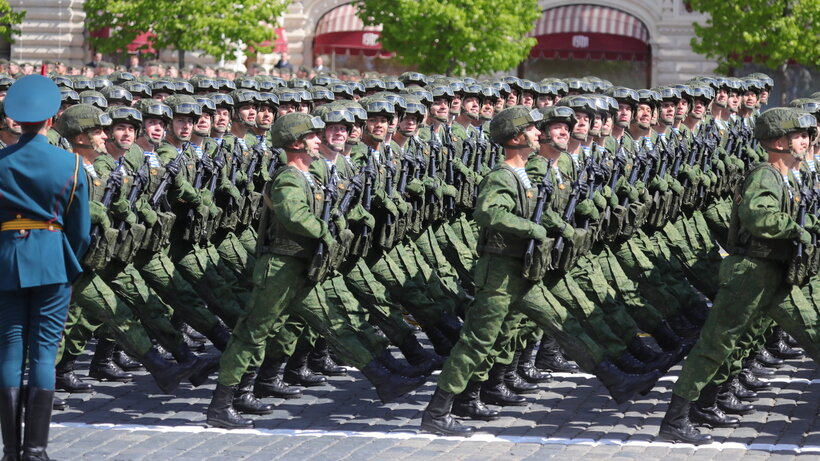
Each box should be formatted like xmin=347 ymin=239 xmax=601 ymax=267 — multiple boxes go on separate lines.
xmin=313 ymin=4 xmax=393 ymax=57
xmin=127 ymin=31 xmax=156 ymax=54
xmin=528 ymin=5 xmax=650 ymax=61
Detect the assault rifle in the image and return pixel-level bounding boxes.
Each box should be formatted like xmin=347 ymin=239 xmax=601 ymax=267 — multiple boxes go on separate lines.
xmin=149 ymin=148 xmax=187 ymax=211
xmin=523 ymin=159 xmax=554 ymax=272
xmin=89 ymin=168 xmax=123 ymax=245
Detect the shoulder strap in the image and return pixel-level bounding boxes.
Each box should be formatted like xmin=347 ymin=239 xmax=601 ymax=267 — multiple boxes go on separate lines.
xmin=66 ymin=154 xmax=80 ymax=212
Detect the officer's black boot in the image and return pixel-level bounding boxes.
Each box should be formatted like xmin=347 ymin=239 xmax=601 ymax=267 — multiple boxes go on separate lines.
xmin=452 ymin=380 xmax=499 ymax=421
xmin=755 ymin=348 xmax=785 ymax=368
xmin=420 ymin=387 xmax=476 ymax=436
xmin=652 ymin=320 xmax=692 ymax=354
xmin=205 ymin=323 xmax=232 ymax=352
xmin=480 ymin=362 xmax=527 ymax=406
xmin=307 ymin=339 xmax=347 ymax=376
xmin=728 ymin=376 xmax=758 ymax=401
xmin=359 ymin=359 xmax=425 ymax=404
xmin=423 ymin=326 xmax=454 ymax=356
xmin=738 ymin=369 xmax=772 ymax=392
xmin=689 ymin=383 xmax=740 ymax=428
xmin=113 ymin=347 xmax=144 ymax=372
xmin=50 ymin=397 xmax=66 ymax=412
xmin=516 ymin=343 xmax=552 ymax=384
xmin=594 ymin=359 xmax=660 ymax=404
xmin=534 ymin=334 xmax=579 ymax=373
xmin=503 ymin=351 xmax=538 ymax=394
xmin=55 ymin=354 xmax=93 ymax=393
xmin=658 ymin=394 xmax=712 ymax=445
xmin=746 ymin=358 xmax=776 ymax=378
xmin=0 ymin=388 xmax=21 ymax=461
xmin=627 ymin=337 xmax=674 ymax=374
xmin=232 ymin=370 xmax=273 ymax=415
xmin=766 ymin=327 xmax=804 ymax=359
xmin=283 ymin=347 xmax=327 ymax=387
xmin=254 ymin=356 xmax=302 ymax=399
xmin=397 ymin=334 xmax=445 ymax=371
xmin=141 ymin=347 xmax=198 ymax=394
xmin=377 ymin=349 xmax=434 ymax=378
xmin=89 ymin=339 xmax=134 ymax=382
xmin=716 ymin=381 xmax=755 ymax=415
xmin=21 ymin=388 xmax=55 ymax=461
xmin=169 ymin=344 xmax=219 ymax=387
xmin=207 ymin=383 xmax=254 ymax=429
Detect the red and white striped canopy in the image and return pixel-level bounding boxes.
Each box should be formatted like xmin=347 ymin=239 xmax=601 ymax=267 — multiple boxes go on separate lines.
xmin=530 ymin=4 xmax=649 ymax=43
xmin=315 ymin=4 xmax=381 ymax=35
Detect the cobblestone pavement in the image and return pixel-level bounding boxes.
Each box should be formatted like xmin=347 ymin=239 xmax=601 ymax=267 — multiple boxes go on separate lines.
xmin=49 ymin=339 xmax=819 ymax=461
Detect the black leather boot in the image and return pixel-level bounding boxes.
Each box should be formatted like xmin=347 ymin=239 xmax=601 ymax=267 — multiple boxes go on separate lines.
xmin=659 ymin=394 xmax=712 ymax=444
xmin=377 ymin=350 xmax=434 ymax=378
xmin=614 ymin=350 xmax=655 ymax=374
xmin=206 ymin=323 xmax=232 ymax=352
xmin=627 ymin=338 xmax=674 ymax=374
xmin=747 ymin=359 xmax=776 ymax=378
xmin=423 ymin=326 xmax=454 ymax=356
xmin=452 ymin=381 xmax=499 ymax=421
xmin=755 ymin=348 xmax=784 ymax=368
xmin=689 ymin=383 xmax=740 ymax=428
xmin=140 ymin=347 xmax=198 ymax=394
xmin=359 ymin=359 xmax=425 ymax=404
xmin=169 ymin=344 xmax=219 ymax=387
xmin=594 ymin=359 xmax=660 ymax=404
xmin=651 ymin=320 xmax=685 ymax=352
xmin=0 ymin=388 xmax=21 ymax=461
xmin=55 ymin=354 xmax=93 ymax=393
xmin=397 ymin=334 xmax=445 ymax=371
xmin=89 ymin=339 xmax=134 ymax=382
xmin=283 ymin=347 xmax=327 ymax=387
xmin=534 ymin=334 xmax=579 ymax=373
xmin=307 ymin=339 xmax=347 ymax=376
xmin=669 ymin=314 xmax=701 ymax=340
xmin=438 ymin=312 xmax=463 ymax=345
xmin=50 ymin=397 xmax=66 ymax=412
xmin=716 ymin=381 xmax=755 ymax=415
xmin=728 ymin=376 xmax=758 ymax=402
xmin=480 ymin=363 xmax=527 ymax=406
xmin=233 ymin=370 xmax=273 ymax=415
xmin=254 ymin=356 xmax=302 ymax=399
xmin=207 ymin=383 xmax=254 ymax=429
xmin=21 ymin=388 xmax=55 ymax=461
xmin=420 ymin=387 xmax=476 ymax=436
xmin=738 ymin=369 xmax=772 ymax=392
xmin=503 ymin=351 xmax=538 ymax=394
xmin=766 ymin=327 xmax=803 ymax=359
xmin=516 ymin=343 xmax=552 ymax=384
xmin=113 ymin=347 xmax=144 ymax=372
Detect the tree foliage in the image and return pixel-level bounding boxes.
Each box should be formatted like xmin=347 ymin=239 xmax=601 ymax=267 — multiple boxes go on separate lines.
xmin=354 ymin=0 xmax=540 ymax=76
xmin=84 ymin=0 xmax=290 ymax=62
xmin=688 ymin=0 xmax=820 ymax=73
xmin=0 ymin=1 xmax=26 ymax=43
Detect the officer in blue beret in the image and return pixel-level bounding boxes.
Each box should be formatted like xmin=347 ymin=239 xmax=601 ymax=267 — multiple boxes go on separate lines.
xmin=0 ymin=75 xmax=90 ymax=461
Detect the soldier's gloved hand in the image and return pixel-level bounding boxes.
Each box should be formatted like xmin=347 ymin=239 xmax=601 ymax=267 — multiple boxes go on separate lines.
xmin=592 ymin=190 xmax=607 ymax=210
xmin=617 ymin=181 xmax=639 ymax=202
xmin=669 ymin=177 xmax=684 ymax=195
xmin=649 ymin=175 xmax=668 ymax=193
xmin=576 ymin=198 xmax=600 ymax=222
xmin=799 ymin=228 xmax=812 ymax=246
xmin=136 ymin=167 xmax=150 ymax=185
xmin=601 ymin=185 xmax=613 ymax=200
xmin=679 ymin=164 xmax=699 ymax=185
xmin=200 ymin=154 xmax=214 ymax=173
xmin=213 ymin=153 xmax=226 ymax=170
xmin=108 ymin=169 xmax=124 ymax=189
xmin=234 ymin=171 xmax=249 ymax=187
xmin=165 ymin=159 xmax=182 ymax=176
xmin=442 ymin=184 xmax=457 ymax=198
xmin=576 ymin=181 xmax=590 ymax=197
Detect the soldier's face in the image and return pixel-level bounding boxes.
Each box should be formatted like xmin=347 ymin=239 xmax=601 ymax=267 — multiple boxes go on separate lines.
xmin=760 ymin=90 xmax=769 ymax=104
xmin=110 ymin=122 xmax=135 ymax=150
xmin=349 ymin=124 xmax=362 ymax=142
xmin=144 ymin=118 xmax=165 ymax=143
xmin=573 ymin=112 xmax=589 ymax=138
xmin=715 ymin=89 xmax=728 ymax=105
xmin=635 ymin=104 xmax=652 ymax=128
xmin=617 ymin=104 xmax=632 ymax=126
xmin=727 ymin=91 xmax=740 ymax=112
xmin=256 ymin=106 xmax=274 ymax=128
xmin=522 ymin=124 xmax=541 ymax=150
xmin=213 ymin=108 xmax=230 ymax=134
xmin=743 ymin=91 xmax=758 ymax=109
xmin=398 ymin=115 xmax=420 ymax=135
xmin=660 ymin=101 xmax=676 ymax=124
xmin=480 ymin=99 xmax=495 ymax=120
xmin=691 ymin=99 xmax=707 ymax=119
xmin=601 ymin=116 xmax=614 ymax=136
xmin=153 ymin=92 xmax=171 ymax=102
xmin=238 ymin=104 xmax=257 ymax=124
xmin=520 ymin=92 xmax=534 ymax=108
xmin=450 ymin=95 xmax=462 ymax=113
xmin=591 ymin=114 xmax=603 ymax=134
xmin=195 ymin=113 xmax=212 ymax=136
xmin=302 ymin=132 xmax=322 ymax=155
xmin=3 ymin=116 xmax=21 ymax=135
xmin=494 ymin=98 xmax=505 ymax=113
xmin=676 ymin=99 xmax=689 ymax=120
xmin=544 ymin=122 xmax=569 ymax=149
xmin=506 ymin=90 xmax=518 ymax=106
xmin=431 ymin=98 xmax=450 ymax=120
xmin=462 ymin=96 xmax=480 ymax=119
xmin=324 ymin=124 xmax=348 ymax=151
xmin=366 ymin=115 xmax=389 ymax=141
xmin=536 ymin=95 xmax=554 ymax=108
xmin=172 ymin=115 xmax=193 ymax=141
xmin=789 ymin=131 xmax=811 ymax=156
xmin=278 ymin=103 xmax=297 ymax=116
xmin=87 ymin=127 xmax=108 ymax=153
xmin=298 ymin=103 xmax=311 ymax=113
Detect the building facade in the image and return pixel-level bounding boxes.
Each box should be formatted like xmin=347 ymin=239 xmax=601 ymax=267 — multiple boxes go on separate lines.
xmin=9 ymin=0 xmax=718 ymax=85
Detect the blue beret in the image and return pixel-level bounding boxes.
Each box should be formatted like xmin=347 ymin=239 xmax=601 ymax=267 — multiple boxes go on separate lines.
xmin=5 ymin=75 xmax=61 ymax=123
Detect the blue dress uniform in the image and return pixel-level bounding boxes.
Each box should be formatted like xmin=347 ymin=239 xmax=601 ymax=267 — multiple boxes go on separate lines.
xmin=0 ymin=75 xmax=89 ymax=461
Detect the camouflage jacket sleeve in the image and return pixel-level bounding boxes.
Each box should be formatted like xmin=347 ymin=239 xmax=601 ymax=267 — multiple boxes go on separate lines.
xmin=270 ymin=168 xmax=329 ymax=240
xmin=474 ymin=167 xmax=541 ymax=239
xmin=738 ymin=166 xmax=801 ymax=240
xmin=157 ymin=144 xmax=201 ymax=206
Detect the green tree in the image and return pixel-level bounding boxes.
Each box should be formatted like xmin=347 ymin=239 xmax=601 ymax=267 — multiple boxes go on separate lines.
xmin=84 ymin=0 xmax=290 ymax=67
xmin=354 ymin=0 xmax=540 ymax=75
xmin=687 ymin=0 xmax=820 ymax=74
xmin=0 ymin=1 xmax=26 ymax=43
